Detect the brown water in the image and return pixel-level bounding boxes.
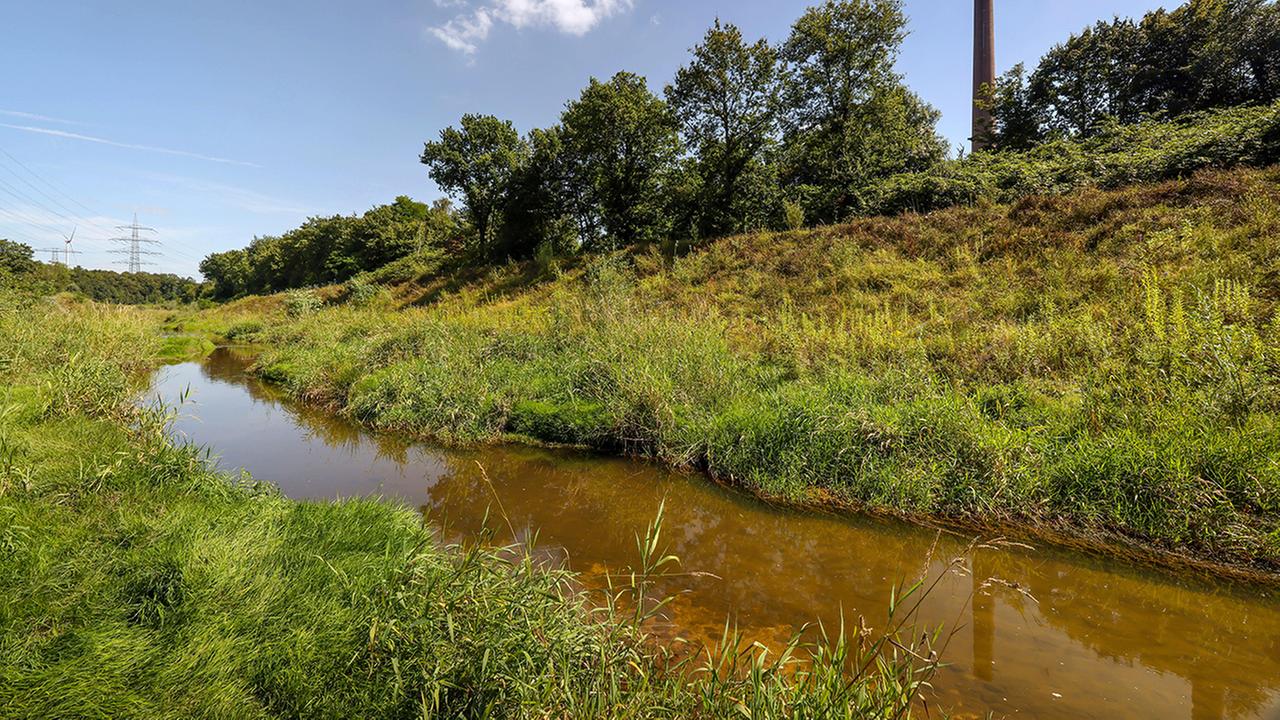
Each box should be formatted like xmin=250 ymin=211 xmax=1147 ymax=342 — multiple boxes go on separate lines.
xmin=149 ymin=348 xmax=1280 ymax=720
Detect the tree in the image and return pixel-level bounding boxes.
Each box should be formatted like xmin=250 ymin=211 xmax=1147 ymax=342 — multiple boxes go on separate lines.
xmin=500 ymin=126 xmax=579 ymax=258
xmin=358 ymin=196 xmax=431 ymax=269
xmin=990 ymin=64 xmax=1046 ymax=150
xmin=420 ymin=114 xmax=527 ymax=258
xmin=666 ymin=20 xmax=782 ymax=238
xmin=1029 ymin=19 xmax=1145 ymax=137
xmin=199 ymin=249 xmax=251 ymax=299
xmin=997 ymin=0 xmax=1280 ymax=146
xmin=561 ymin=72 xmax=682 ymax=249
xmin=780 ymin=0 xmax=946 ymax=222
xmin=0 ymin=239 xmax=37 ymax=278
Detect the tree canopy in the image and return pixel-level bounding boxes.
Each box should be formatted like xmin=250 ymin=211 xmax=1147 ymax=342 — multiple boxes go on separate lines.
xmin=199 ymin=197 xmax=458 ymax=299
xmin=196 ymin=0 xmax=1280 ymax=300
xmin=420 ymin=115 xmax=526 ymax=258
xmin=992 ymin=0 xmax=1280 ymax=149
xmin=561 ymin=72 xmax=682 ymax=249
xmin=666 ymin=20 xmax=782 ymax=238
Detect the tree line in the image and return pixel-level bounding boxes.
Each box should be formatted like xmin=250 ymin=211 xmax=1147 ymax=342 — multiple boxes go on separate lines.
xmin=0 ymin=238 xmax=200 ymax=304
xmin=196 ymin=0 xmax=1280 ymax=299
xmin=421 ymin=0 xmax=945 ymax=262
xmin=199 ymin=197 xmax=461 ymax=299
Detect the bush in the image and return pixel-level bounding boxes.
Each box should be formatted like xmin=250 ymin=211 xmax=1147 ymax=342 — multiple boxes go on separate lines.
xmin=283 ymin=289 xmax=322 ymax=318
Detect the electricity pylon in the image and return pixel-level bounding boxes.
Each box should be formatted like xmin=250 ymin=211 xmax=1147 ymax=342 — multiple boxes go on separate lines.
xmin=34 ymin=246 xmax=64 ymax=264
xmin=107 ymin=213 xmax=159 ymax=272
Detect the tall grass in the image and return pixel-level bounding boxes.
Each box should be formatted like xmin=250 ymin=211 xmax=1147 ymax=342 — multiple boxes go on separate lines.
xmin=0 ymin=292 xmax=949 ymax=718
xmin=205 ymin=167 xmax=1280 ymax=570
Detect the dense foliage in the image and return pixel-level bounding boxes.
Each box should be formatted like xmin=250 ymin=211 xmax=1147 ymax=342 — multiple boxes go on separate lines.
xmin=0 ymin=239 xmax=198 ymax=304
xmin=199 ymin=197 xmax=462 ymax=299
xmin=416 ymin=0 xmax=942 ymax=261
xmin=867 ymin=100 xmax=1280 ymax=215
xmin=988 ymin=0 xmax=1280 ymax=148
xmin=198 ymin=0 xmax=1280 ymax=297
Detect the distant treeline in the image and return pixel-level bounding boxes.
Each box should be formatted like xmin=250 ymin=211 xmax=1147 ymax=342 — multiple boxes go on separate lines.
xmin=198 ymin=197 xmax=461 ymax=299
xmin=0 ymin=238 xmax=199 ymax=304
xmin=197 ymin=0 xmax=1280 ymax=299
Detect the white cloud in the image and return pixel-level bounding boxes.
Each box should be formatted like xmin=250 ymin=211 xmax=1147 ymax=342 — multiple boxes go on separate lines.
xmin=430 ymin=8 xmax=496 ymax=53
xmin=0 ymin=124 xmax=259 ymax=168
xmin=430 ymin=0 xmax=632 ymax=54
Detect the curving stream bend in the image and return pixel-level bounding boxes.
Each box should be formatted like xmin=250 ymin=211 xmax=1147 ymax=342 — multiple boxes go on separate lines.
xmin=148 ymin=347 xmax=1280 ymax=720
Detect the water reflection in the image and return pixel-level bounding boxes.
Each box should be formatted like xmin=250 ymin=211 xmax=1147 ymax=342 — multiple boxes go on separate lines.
xmin=150 ymin=348 xmax=1280 ymax=720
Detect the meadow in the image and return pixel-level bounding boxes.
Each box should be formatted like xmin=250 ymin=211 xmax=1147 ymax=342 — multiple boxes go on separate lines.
xmin=0 ymin=293 xmax=940 ymax=718
xmin=191 ymin=166 xmax=1280 ymax=574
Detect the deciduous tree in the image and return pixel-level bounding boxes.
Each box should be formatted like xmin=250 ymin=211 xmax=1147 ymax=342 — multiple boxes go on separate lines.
xmin=561 ymin=72 xmax=681 ymax=249
xmin=666 ymin=20 xmax=782 ymax=238
xmin=421 ymin=114 xmax=527 ymax=257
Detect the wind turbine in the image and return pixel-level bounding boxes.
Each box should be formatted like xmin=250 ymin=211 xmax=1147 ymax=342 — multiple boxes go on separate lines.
xmin=62 ymin=227 xmax=81 ymax=267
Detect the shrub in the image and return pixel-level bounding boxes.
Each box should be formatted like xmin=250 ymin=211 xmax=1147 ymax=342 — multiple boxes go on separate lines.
xmin=283 ymin=289 xmax=322 ymax=318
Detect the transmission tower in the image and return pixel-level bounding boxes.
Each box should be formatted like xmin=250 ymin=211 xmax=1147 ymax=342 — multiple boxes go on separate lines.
xmin=34 ymin=246 xmax=65 ymax=264
xmin=108 ymin=213 xmax=159 ymax=272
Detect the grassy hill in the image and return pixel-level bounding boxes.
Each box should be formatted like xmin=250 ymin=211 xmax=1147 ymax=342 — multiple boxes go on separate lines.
xmin=191 ymin=165 xmax=1280 ymax=574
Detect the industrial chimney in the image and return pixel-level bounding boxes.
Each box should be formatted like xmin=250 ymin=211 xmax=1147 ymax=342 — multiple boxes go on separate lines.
xmin=972 ymin=0 xmax=996 ymax=152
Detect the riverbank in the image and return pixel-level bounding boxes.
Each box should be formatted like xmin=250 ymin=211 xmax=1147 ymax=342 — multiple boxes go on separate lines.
xmin=186 ymin=166 xmax=1280 ymax=576
xmin=0 ymin=295 xmax=939 ymax=717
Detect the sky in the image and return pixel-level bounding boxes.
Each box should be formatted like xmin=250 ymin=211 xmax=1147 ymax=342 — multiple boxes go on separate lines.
xmin=0 ymin=0 xmax=1173 ymax=278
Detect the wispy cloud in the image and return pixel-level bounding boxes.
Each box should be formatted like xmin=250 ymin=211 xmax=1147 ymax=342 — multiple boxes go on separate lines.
xmin=0 ymin=124 xmax=259 ymax=167
xmin=146 ymin=173 xmax=312 ymax=216
xmin=431 ymin=0 xmax=632 ymax=54
xmin=0 ymin=109 xmax=85 ymax=126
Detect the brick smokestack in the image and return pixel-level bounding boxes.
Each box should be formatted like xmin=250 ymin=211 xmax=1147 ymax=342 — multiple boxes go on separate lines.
xmin=972 ymin=0 xmax=996 ymax=152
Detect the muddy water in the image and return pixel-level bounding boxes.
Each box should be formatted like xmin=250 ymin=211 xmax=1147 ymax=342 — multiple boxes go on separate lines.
xmin=149 ymin=348 xmax=1280 ymax=720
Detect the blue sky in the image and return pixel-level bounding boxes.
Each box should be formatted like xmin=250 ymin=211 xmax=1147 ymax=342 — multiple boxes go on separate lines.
xmin=0 ymin=0 xmax=1170 ymax=278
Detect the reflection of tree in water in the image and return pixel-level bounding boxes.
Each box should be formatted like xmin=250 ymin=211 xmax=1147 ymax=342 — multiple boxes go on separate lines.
xmin=200 ymin=347 xmax=415 ymax=465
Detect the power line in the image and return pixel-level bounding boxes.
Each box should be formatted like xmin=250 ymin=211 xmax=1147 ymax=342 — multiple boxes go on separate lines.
xmin=0 ymin=145 xmax=105 ymax=221
xmin=0 ymin=181 xmax=74 ymax=235
xmin=107 ymin=213 xmax=160 ymax=272
xmin=0 ymin=146 xmax=214 ymax=270
xmin=33 ymin=246 xmax=65 ymax=263
xmin=0 ymin=153 xmax=107 ymax=232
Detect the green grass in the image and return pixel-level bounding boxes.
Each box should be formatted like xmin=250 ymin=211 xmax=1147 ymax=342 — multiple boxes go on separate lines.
xmin=0 ymin=292 xmax=943 ymax=718
xmin=196 ymin=166 xmax=1280 ymax=572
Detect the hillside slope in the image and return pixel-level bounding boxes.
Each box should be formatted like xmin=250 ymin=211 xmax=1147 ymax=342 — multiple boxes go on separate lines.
xmin=194 ymin=166 xmax=1280 ymax=573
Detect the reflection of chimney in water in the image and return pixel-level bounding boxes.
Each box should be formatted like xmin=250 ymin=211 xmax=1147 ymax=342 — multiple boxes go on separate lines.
xmin=1191 ymin=677 xmax=1225 ymax=720
xmin=972 ymin=554 xmax=994 ymax=682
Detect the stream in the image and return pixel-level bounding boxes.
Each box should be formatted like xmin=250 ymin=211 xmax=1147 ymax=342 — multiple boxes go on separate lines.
xmin=148 ymin=347 xmax=1280 ymax=720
